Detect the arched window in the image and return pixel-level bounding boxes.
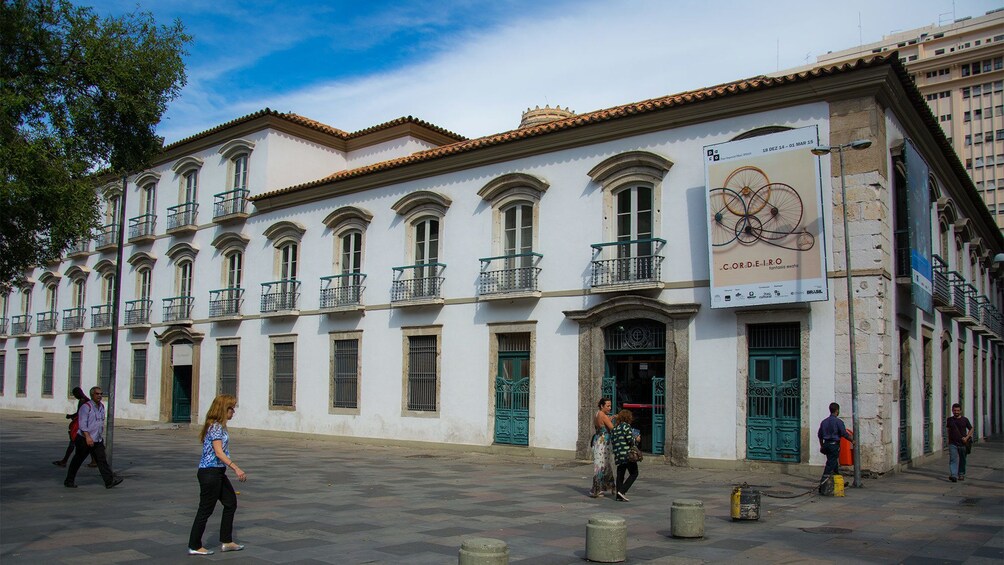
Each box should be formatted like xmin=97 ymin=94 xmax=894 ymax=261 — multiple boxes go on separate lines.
xmin=262 ymin=220 xmax=305 ymax=312
xmin=587 ymin=151 xmax=671 ymax=286
xmin=322 ymin=207 xmax=371 ymax=308
xmin=391 ymin=191 xmax=450 ymax=302
xmin=232 ymin=154 xmax=248 ymax=190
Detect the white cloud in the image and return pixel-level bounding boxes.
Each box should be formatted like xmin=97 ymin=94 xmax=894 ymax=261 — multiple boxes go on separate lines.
xmin=157 ymin=0 xmax=1003 ymax=143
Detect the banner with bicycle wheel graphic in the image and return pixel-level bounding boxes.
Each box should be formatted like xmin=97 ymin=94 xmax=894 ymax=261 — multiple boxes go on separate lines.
xmin=704 ymin=125 xmax=828 ymax=308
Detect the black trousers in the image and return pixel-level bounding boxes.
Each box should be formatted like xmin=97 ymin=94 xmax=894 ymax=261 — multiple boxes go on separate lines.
xmin=616 ymin=462 xmax=639 ymax=494
xmin=64 ymin=437 xmax=114 ymax=486
xmin=820 ymin=441 xmax=840 ymax=479
xmin=188 ymin=467 xmax=237 ymax=550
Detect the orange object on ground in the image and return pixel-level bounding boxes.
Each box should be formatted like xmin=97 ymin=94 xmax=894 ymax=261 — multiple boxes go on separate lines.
xmin=839 ymin=432 xmax=853 ymax=466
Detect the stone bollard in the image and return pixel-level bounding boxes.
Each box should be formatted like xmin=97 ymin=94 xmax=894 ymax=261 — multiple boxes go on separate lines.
xmin=458 ymin=537 xmax=509 ymax=565
xmin=670 ymin=499 xmax=705 ymax=538
xmin=585 ymin=514 xmax=627 ymax=563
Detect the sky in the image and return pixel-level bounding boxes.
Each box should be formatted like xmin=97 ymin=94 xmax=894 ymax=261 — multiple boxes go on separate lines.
xmin=92 ymin=0 xmax=1004 ymax=144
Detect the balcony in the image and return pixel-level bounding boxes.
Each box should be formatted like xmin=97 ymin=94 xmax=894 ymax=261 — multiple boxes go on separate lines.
xmin=590 ymin=239 xmax=666 ymax=292
xmin=932 ymin=255 xmax=953 ymax=311
xmin=213 ymin=189 xmax=250 ymax=223
xmin=477 ymin=253 xmax=542 ymax=301
xmin=391 ymin=264 xmax=445 ymax=306
xmin=957 ymin=283 xmax=978 ymax=327
xmin=11 ymin=315 xmax=31 ymax=335
xmin=91 ymin=304 xmax=113 ymax=329
xmin=209 ymin=288 xmax=244 ymax=319
xmin=128 ymin=214 xmax=157 ymax=243
xmin=320 ymin=274 xmax=365 ymax=312
xmin=261 ymin=280 xmax=299 ymax=316
xmin=94 ymin=223 xmax=120 ymax=251
xmin=124 ymin=299 xmax=152 ymax=326
xmin=36 ymin=311 xmax=58 ymax=334
xmin=166 ymin=202 xmax=198 ymax=234
xmin=62 ymin=307 xmax=85 ymax=331
xmin=973 ymin=295 xmax=992 ymax=335
xmin=163 ymin=295 xmax=194 ymax=323
xmin=66 ymin=238 xmax=89 ymax=258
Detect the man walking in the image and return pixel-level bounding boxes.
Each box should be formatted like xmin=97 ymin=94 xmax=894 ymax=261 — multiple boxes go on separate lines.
xmin=818 ymin=402 xmax=853 ymax=483
xmin=64 ymin=387 xmax=123 ymax=489
xmin=946 ymin=403 xmax=973 ymax=482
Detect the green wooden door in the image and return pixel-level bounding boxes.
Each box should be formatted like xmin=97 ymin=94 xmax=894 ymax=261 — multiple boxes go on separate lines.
xmin=494 ymin=352 xmax=529 ymax=446
xmin=171 ymin=366 xmax=192 ymax=423
xmin=747 ymin=353 xmax=800 ymax=462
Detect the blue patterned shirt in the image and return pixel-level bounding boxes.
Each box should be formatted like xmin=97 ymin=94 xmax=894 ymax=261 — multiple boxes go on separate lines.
xmin=199 ymin=422 xmax=229 ymax=468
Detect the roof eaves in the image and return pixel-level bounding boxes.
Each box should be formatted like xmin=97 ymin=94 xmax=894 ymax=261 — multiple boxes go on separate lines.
xmin=253 ymin=54 xmax=898 ymax=203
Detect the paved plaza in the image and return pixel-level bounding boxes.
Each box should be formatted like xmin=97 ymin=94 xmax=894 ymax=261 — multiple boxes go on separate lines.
xmin=1 ymin=410 xmax=1002 ymax=564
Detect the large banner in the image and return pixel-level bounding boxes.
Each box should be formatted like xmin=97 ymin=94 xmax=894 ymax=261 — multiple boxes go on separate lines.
xmin=705 ymin=126 xmax=828 ymax=308
xmin=905 ymin=140 xmax=933 ymax=314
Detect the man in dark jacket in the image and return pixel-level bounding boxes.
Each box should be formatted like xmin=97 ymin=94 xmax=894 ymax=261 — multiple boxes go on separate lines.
xmin=817 ymin=402 xmax=853 ymax=483
xmin=946 ymin=403 xmax=973 ymax=482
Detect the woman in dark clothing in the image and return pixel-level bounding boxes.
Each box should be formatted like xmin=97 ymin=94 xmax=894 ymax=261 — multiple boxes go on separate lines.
xmin=52 ymin=387 xmax=89 ymax=467
xmin=611 ymin=409 xmax=640 ymax=502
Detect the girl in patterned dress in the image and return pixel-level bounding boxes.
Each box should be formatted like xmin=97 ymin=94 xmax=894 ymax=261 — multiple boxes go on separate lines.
xmin=589 ymin=397 xmax=615 ymax=497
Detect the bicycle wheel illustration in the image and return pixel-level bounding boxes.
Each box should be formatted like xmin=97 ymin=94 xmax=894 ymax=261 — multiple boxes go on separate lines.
xmin=723 ymin=166 xmax=770 ymax=215
xmin=796 ymin=230 xmax=815 ymax=250
xmin=735 ymin=214 xmax=763 ymax=245
xmin=749 ymin=183 xmax=803 ymax=240
xmin=709 ymin=188 xmax=745 ymax=246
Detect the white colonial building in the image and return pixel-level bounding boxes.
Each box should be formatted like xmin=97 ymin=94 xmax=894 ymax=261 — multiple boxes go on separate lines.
xmin=2 ymin=53 xmax=1001 ymax=474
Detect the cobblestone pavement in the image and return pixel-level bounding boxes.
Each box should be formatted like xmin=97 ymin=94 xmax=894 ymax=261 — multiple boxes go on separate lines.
xmin=1 ymin=410 xmax=1002 ymax=564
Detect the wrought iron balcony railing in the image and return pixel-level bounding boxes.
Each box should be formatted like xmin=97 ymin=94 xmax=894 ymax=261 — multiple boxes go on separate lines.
xmin=320 ymin=274 xmax=365 ymax=309
xmin=261 ymin=280 xmax=300 ymax=313
xmin=94 ymin=223 xmax=119 ymax=249
xmin=391 ymin=264 xmax=445 ymax=302
xmin=590 ymin=238 xmax=666 ymax=287
xmin=124 ymin=299 xmax=152 ymax=325
xmin=62 ymin=307 xmax=85 ymax=331
xmin=91 ymin=304 xmax=113 ymax=328
xmin=214 ymin=189 xmax=250 ymax=219
xmin=66 ymin=238 xmax=89 ymax=256
xmin=210 ymin=287 xmax=244 ymax=317
xmin=167 ymin=201 xmax=198 ymax=231
xmin=948 ymin=271 xmax=968 ymax=313
xmin=128 ymin=214 xmax=157 ymax=240
xmin=964 ymin=284 xmax=980 ymax=320
xmin=0 ymin=316 xmax=7 ymax=336
xmin=36 ymin=310 xmax=58 ymax=333
xmin=11 ymin=315 xmax=30 ymax=335
xmin=932 ymin=255 xmax=951 ymax=307
xmin=163 ymin=295 xmax=195 ymax=322
xmin=478 ymin=253 xmax=542 ymax=296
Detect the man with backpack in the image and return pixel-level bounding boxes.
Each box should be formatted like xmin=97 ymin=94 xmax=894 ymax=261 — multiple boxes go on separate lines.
xmin=64 ymin=387 xmax=123 ymax=489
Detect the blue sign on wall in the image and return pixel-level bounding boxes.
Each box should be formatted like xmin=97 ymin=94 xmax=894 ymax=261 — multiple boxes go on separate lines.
xmin=905 ymin=140 xmax=933 ymax=314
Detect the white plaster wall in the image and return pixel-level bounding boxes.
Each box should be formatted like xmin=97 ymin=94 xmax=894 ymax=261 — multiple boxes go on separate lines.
xmin=262 ymin=131 xmax=346 ymax=190
xmin=346 ymin=137 xmax=438 ymax=169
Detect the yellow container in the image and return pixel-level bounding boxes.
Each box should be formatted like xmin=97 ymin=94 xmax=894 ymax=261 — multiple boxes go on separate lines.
xmin=833 ymin=474 xmax=845 ymax=497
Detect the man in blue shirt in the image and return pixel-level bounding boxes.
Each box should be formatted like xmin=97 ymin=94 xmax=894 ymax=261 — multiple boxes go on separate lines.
xmin=817 ymin=402 xmax=853 ymax=483
xmin=64 ymin=387 xmax=123 ymax=489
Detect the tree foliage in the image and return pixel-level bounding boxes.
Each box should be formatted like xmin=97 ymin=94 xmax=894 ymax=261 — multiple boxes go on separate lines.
xmin=0 ymin=0 xmax=190 ymax=286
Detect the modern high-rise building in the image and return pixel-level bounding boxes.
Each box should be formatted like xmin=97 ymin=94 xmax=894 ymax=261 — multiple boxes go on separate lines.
xmin=779 ymin=9 xmax=1004 ymax=227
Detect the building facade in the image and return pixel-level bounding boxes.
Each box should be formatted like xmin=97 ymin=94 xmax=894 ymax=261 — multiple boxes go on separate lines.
xmin=1 ymin=54 xmax=1001 ymax=475
xmin=781 ymin=9 xmax=1004 ymax=227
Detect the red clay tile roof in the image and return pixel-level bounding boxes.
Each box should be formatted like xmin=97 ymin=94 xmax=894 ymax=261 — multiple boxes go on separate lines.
xmin=253 ymin=54 xmax=906 ymax=202
xmin=162 ymin=109 xmax=465 ymax=152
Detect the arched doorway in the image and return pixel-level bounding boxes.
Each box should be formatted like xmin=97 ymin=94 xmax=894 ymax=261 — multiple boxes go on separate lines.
xmin=565 ymin=296 xmax=699 ymax=465
xmin=156 ymin=326 xmax=204 ymax=424
xmin=603 ymin=320 xmax=665 ymax=454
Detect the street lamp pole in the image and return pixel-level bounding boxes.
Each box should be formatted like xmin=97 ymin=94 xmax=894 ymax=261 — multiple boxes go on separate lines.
xmin=812 ymin=139 xmax=871 ymax=488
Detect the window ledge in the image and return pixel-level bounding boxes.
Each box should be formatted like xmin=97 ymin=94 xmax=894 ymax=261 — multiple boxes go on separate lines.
xmin=262 ymin=310 xmax=299 ymax=319
xmin=123 ymin=323 xmax=152 ymax=330
xmin=478 ymin=290 xmax=542 ymax=302
xmin=210 ymin=314 xmax=243 ymax=323
xmin=166 ymin=224 xmax=198 ymax=236
xmin=591 ymin=281 xmax=665 ymax=294
xmin=392 ymin=297 xmax=444 ymax=308
xmin=129 ymin=234 xmax=157 ymax=244
xmin=321 ymin=304 xmax=366 ymax=315
xmin=213 ymin=212 xmax=250 ymax=224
